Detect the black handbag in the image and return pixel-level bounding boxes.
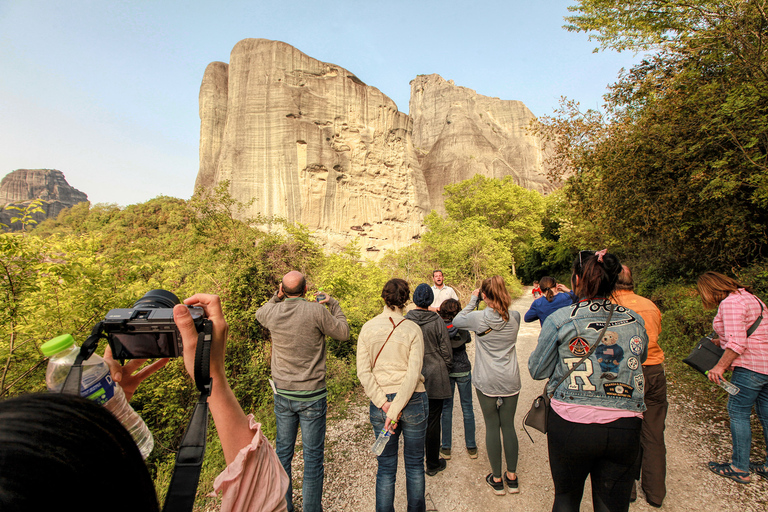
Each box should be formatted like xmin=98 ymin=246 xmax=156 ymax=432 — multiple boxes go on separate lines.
xmin=523 ymin=302 xmax=616 ymax=441
xmin=683 ymin=300 xmax=764 ymax=375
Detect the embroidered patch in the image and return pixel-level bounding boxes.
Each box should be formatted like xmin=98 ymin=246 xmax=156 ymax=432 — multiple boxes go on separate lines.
xmin=634 ymin=374 xmax=645 ymax=395
xmin=627 ymin=357 xmax=639 ymax=370
xmin=604 ymin=382 xmax=634 ymax=398
xmin=629 ymin=335 xmax=643 ymax=356
xmin=568 ymin=337 xmax=590 ymax=357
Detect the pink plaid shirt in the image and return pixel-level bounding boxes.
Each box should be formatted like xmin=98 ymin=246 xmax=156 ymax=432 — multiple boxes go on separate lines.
xmin=713 ymin=289 xmax=768 ymax=375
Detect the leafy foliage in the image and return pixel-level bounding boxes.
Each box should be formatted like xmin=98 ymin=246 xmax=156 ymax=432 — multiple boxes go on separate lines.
xmin=536 ymin=1 xmax=768 ymax=277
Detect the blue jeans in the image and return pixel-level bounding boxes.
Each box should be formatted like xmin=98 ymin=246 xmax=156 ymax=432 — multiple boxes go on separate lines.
xmin=727 ymin=367 xmax=768 ymax=471
xmin=370 ymin=392 xmax=428 ymax=512
xmin=274 ymin=394 xmax=327 ymax=512
xmin=441 ymin=373 xmax=477 ymax=450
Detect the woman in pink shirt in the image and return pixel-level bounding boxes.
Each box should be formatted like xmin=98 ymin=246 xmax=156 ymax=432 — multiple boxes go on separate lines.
xmin=698 ymin=272 xmax=768 ymax=484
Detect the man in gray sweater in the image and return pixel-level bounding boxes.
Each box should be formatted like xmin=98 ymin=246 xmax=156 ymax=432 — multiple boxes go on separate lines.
xmin=255 ymin=271 xmax=350 ymax=512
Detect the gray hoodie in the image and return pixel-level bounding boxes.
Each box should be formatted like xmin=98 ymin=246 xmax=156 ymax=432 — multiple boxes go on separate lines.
xmin=452 ymin=295 xmax=521 ymax=397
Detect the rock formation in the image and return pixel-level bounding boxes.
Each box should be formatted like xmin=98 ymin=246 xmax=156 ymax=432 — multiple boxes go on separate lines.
xmin=196 ymin=39 xmax=430 ymax=253
xmin=410 ymin=74 xmax=553 ymax=214
xmin=0 ymin=169 xmax=88 ymax=230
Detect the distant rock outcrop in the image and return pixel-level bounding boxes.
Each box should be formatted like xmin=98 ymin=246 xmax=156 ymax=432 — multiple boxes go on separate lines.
xmin=196 ymin=39 xmax=430 ymax=253
xmin=410 ymin=74 xmax=553 ymax=214
xmin=0 ymin=169 xmax=88 ymax=230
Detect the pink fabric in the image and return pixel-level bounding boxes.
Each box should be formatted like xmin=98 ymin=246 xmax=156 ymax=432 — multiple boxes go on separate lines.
xmin=713 ymin=289 xmax=768 ymax=375
xmin=551 ymin=398 xmax=643 ymax=424
xmin=212 ymin=415 xmax=289 ymax=512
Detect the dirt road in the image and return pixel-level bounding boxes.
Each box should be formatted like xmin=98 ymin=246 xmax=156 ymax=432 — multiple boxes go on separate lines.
xmin=317 ymin=289 xmax=767 ymax=511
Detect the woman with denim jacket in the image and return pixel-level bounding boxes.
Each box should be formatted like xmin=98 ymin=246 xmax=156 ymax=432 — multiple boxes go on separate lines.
xmin=697 ymin=271 xmax=768 ymax=484
xmin=528 ymin=250 xmax=649 ymax=512
xmin=357 ymin=278 xmax=428 ymax=512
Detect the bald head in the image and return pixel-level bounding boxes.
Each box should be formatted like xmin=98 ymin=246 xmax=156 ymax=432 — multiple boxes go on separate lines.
xmin=616 ymin=265 xmax=634 ymax=291
xmin=282 ymin=271 xmax=307 ymax=297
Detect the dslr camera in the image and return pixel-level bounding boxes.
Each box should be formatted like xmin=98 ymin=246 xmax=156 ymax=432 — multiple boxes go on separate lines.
xmin=103 ymin=289 xmax=206 ymax=359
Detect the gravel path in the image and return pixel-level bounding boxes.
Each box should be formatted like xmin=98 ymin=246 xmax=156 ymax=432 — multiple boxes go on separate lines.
xmin=301 ymin=289 xmax=768 ymax=511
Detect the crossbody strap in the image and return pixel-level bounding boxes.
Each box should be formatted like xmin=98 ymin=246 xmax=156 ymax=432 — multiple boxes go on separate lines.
xmin=549 ymin=301 xmax=616 ymax=397
xmin=747 ymin=300 xmax=764 ymax=337
xmin=373 ymin=317 xmax=406 ymax=367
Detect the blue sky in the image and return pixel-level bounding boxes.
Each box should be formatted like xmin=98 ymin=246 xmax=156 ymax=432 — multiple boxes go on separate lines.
xmin=0 ymin=1 xmax=645 ymax=207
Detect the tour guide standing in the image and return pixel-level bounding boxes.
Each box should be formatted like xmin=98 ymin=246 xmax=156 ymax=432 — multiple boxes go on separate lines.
xmin=255 ymin=271 xmax=350 ymax=512
xmin=429 ymin=269 xmax=459 ymax=312
xmin=613 ymin=265 xmax=667 ymax=508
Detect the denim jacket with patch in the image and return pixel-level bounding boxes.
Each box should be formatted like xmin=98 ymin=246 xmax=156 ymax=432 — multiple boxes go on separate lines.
xmin=528 ymin=299 xmax=649 ymax=413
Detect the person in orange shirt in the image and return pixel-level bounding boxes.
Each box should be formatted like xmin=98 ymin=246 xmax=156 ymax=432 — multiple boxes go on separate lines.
xmin=613 ymin=265 xmax=666 ymax=508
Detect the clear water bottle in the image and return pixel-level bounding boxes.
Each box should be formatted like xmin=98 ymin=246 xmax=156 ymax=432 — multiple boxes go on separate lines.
xmin=371 ymin=427 xmax=393 ymax=456
xmin=706 ymin=371 xmax=740 ymax=395
xmin=316 ymin=288 xmax=326 ymax=302
xmin=42 ymin=334 xmax=154 ymax=458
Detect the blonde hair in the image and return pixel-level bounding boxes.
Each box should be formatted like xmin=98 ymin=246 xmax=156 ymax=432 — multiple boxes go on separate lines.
xmin=480 ymin=275 xmax=511 ymax=322
xmin=697 ymin=271 xmax=749 ymax=309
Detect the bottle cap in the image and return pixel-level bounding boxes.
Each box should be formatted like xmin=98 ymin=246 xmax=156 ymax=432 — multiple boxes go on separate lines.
xmin=41 ymin=334 xmax=76 ymax=356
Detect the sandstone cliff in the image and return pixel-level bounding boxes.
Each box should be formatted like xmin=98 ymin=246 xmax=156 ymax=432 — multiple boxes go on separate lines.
xmin=0 ymin=169 xmax=88 ymax=230
xmin=196 ymin=39 xmax=430 ymax=253
xmin=410 ymin=74 xmax=553 ymax=214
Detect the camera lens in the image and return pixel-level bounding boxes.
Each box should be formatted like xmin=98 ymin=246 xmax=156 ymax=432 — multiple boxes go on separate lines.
xmin=132 ymin=289 xmax=180 ymax=309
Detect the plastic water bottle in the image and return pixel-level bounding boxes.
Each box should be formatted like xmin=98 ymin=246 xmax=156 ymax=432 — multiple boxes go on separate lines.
xmin=316 ymin=288 xmax=326 ymax=302
xmin=706 ymin=371 xmax=740 ymax=395
xmin=371 ymin=427 xmax=392 ymax=456
xmin=42 ymin=334 xmax=154 ymax=458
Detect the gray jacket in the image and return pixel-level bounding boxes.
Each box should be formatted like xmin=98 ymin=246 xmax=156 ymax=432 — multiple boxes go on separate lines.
xmin=255 ymin=294 xmax=349 ymax=392
xmin=452 ymin=295 xmax=521 ymax=397
xmin=405 ymin=309 xmax=453 ymax=400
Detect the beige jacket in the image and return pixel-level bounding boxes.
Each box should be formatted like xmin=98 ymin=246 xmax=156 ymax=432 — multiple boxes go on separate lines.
xmin=357 ymin=307 xmax=426 ymax=421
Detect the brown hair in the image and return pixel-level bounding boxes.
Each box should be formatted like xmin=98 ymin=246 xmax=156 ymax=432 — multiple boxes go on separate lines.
xmin=697 ymin=271 xmax=749 ymax=309
xmin=571 ymin=250 xmax=622 ymax=300
xmin=539 ymin=276 xmax=557 ymax=302
xmin=438 ymin=298 xmax=462 ymax=321
xmin=381 ymin=278 xmax=410 ymax=310
xmin=480 ymin=275 xmax=511 ymax=322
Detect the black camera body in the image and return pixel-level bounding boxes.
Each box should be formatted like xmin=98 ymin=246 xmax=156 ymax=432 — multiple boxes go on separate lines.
xmin=104 ymin=289 xmax=206 ymax=359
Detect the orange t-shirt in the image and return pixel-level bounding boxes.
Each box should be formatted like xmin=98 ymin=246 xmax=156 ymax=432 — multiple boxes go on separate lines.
xmin=613 ymin=290 xmax=664 ymax=366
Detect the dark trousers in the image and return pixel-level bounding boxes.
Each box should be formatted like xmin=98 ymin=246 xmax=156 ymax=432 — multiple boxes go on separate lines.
xmin=548 ymin=409 xmax=642 ymax=512
xmin=425 ymin=398 xmax=443 ymax=470
xmin=637 ymin=364 xmax=668 ymax=505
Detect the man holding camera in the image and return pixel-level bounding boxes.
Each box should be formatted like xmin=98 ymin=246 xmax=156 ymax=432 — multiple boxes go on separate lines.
xmin=612 ymin=265 xmax=667 ymax=508
xmin=255 ymin=271 xmax=350 ymax=512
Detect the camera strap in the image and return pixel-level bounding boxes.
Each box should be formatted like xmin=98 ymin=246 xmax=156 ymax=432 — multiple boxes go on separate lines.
xmin=61 ymin=321 xmax=107 ymax=396
xmin=162 ymin=319 xmax=213 ymax=512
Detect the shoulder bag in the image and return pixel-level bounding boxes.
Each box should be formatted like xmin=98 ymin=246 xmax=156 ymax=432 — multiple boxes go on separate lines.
xmin=683 ymin=299 xmax=764 ymax=375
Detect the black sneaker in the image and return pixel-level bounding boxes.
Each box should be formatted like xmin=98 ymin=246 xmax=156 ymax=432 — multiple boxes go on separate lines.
xmin=440 ymin=447 xmax=451 ymax=460
xmin=426 ymin=458 xmax=447 ymax=476
xmin=486 ymin=473 xmax=505 ymax=495
xmin=504 ymin=473 xmax=519 ymax=494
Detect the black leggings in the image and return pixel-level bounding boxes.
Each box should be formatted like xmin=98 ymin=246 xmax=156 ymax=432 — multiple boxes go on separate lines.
xmin=547 ymin=409 xmax=641 ymax=512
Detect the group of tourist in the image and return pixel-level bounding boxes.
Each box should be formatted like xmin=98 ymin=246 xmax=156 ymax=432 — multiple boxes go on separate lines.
xmin=1 ymin=251 xmax=767 ymax=512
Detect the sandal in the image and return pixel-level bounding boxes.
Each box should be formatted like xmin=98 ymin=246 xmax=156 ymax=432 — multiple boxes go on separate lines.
xmin=708 ymin=461 xmax=750 ymax=484
xmin=750 ymin=462 xmax=768 ymax=480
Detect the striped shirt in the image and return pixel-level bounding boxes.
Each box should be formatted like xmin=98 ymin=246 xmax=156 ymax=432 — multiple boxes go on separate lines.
xmin=714 ymin=289 xmax=768 ymax=375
